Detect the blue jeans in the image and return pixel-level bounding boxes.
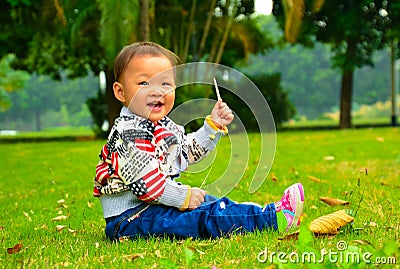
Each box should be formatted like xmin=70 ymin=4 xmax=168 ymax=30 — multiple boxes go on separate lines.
xmin=105 ymin=196 xmax=277 ymax=240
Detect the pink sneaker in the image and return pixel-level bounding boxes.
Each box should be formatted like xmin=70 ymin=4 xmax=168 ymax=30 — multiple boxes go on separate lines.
xmin=275 ymin=183 xmax=304 ymax=231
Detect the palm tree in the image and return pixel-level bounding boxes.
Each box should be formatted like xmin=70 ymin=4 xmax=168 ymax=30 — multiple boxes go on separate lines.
xmin=96 ymin=0 xmax=140 ymax=128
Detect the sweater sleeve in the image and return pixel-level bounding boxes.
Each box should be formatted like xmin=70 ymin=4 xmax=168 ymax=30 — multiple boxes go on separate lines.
xmin=185 ymin=118 xmax=226 ymax=164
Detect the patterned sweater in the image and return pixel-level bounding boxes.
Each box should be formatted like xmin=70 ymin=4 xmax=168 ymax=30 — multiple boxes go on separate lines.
xmin=93 ymin=107 xmax=225 ymax=218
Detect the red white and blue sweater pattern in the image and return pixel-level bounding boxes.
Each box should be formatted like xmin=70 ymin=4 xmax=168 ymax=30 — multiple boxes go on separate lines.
xmin=93 ymin=108 xmax=220 ymax=211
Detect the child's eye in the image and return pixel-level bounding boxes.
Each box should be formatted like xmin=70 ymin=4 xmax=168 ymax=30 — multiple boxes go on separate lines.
xmin=139 ymin=81 xmax=149 ymax=86
xmin=162 ymin=82 xmax=173 ymax=87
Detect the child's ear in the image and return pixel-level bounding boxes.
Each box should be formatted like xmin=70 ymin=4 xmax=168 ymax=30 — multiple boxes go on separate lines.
xmin=113 ymin=82 xmax=125 ymax=103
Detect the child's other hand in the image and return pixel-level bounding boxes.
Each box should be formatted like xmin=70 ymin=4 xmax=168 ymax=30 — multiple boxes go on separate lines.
xmin=188 ymin=188 xmax=207 ymax=210
xmin=210 ymin=100 xmax=234 ymax=128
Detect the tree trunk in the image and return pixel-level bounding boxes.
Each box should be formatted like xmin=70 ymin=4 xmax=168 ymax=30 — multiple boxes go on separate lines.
xmin=35 ymin=109 xmax=41 ymax=131
xmin=181 ymin=0 xmax=197 ymax=62
xmin=214 ymin=0 xmax=236 ymax=64
xmin=105 ymin=66 xmax=122 ymax=132
xmin=207 ymin=33 xmax=219 ymax=63
xmin=139 ymin=0 xmax=149 ymax=41
xmin=198 ymin=0 xmax=217 ymax=59
xmin=391 ymin=39 xmax=398 ymax=127
xmin=339 ymin=69 xmax=353 ymax=129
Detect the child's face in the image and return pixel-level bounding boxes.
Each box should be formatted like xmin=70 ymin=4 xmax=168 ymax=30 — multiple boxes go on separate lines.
xmin=113 ymin=55 xmax=176 ymax=123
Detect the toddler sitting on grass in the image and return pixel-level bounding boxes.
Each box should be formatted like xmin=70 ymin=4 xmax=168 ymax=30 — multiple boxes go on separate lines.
xmin=92 ymin=41 xmax=304 ymax=240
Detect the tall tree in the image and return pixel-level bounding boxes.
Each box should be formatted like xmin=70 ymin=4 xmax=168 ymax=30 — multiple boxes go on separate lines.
xmin=139 ymin=0 xmax=150 ymax=41
xmin=1 ymin=0 xmax=273 ymax=135
xmin=273 ymin=0 xmax=391 ymax=128
xmin=386 ymin=2 xmax=400 ymax=126
xmin=96 ymin=0 xmax=140 ymax=131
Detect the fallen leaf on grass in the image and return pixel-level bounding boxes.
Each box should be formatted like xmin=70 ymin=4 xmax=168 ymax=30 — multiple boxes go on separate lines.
xmin=352 ymin=239 xmax=374 ymax=247
xmin=307 ymin=175 xmax=323 ymax=183
xmin=364 ymin=221 xmax=378 ymax=227
xmin=309 ymin=209 xmax=354 ymax=235
xmin=56 ymin=225 xmax=66 ymax=232
xmin=23 ymin=212 xmax=32 ymax=222
xmin=320 ymin=197 xmax=349 ymax=207
xmin=52 ymin=215 xmax=68 ymax=222
xmin=323 ymin=155 xmax=335 ymax=161
xmin=34 ymin=224 xmax=49 ymax=231
xmin=7 ymin=243 xmax=23 ymax=254
xmin=68 ymin=228 xmax=77 ymax=234
xmin=123 ymin=253 xmax=144 ymax=261
xmin=278 ymin=231 xmax=299 ymax=241
xmin=188 ymin=246 xmax=206 ymax=255
xmin=271 ymin=172 xmax=278 ymax=182
xmin=381 ymin=182 xmax=400 ymax=189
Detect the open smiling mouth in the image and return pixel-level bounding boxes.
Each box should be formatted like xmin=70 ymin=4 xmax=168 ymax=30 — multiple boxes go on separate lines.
xmin=147 ymin=101 xmax=163 ymax=110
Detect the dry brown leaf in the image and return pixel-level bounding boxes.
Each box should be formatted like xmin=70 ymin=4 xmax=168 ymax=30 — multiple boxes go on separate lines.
xmin=68 ymin=228 xmax=77 ymax=234
xmin=320 ymin=197 xmax=349 ymax=207
xmin=278 ymin=231 xmax=299 ymax=241
xmin=381 ymin=182 xmax=400 ymax=189
xmin=23 ymin=212 xmax=32 ymax=222
xmin=34 ymin=224 xmax=48 ymax=231
xmin=352 ymin=239 xmax=373 ymax=247
xmin=323 ymin=155 xmax=335 ymax=161
xmin=271 ymin=172 xmax=278 ymax=182
xmin=7 ymin=243 xmax=23 ymax=254
xmin=309 ymin=209 xmax=354 ymax=235
xmin=307 ymin=175 xmax=322 ymax=183
xmin=56 ymin=225 xmax=66 ymax=232
xmin=364 ymin=221 xmax=378 ymax=227
xmin=195 ymin=248 xmax=206 ymax=255
xmin=52 ymin=215 xmax=68 ymax=222
xmin=123 ymin=253 xmax=144 ymax=261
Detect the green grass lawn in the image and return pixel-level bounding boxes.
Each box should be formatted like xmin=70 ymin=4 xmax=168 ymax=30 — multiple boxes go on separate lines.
xmin=0 ymin=128 xmax=399 ymax=268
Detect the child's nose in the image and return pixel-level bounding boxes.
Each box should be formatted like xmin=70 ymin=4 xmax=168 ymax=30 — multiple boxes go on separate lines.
xmin=149 ymin=84 xmax=171 ymax=95
xmin=149 ymin=86 xmax=164 ymax=96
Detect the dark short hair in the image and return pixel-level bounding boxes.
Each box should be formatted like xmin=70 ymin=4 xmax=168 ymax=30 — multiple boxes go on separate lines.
xmin=113 ymin=41 xmax=180 ymax=82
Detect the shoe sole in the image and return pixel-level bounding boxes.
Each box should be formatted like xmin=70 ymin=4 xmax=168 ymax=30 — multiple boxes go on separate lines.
xmin=290 ymin=183 xmax=304 ymax=229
